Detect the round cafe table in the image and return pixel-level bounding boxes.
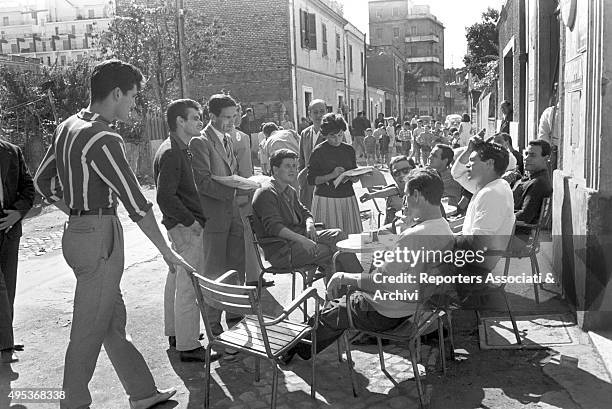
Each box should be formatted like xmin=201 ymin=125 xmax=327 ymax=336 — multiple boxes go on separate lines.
xmin=331 ymin=233 xmax=398 ymax=274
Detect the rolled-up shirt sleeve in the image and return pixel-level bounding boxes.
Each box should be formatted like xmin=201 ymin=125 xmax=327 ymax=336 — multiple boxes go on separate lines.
xmin=451 ymin=155 xmax=477 ymax=194
xmin=89 ymin=135 xmax=152 ymax=222
xmin=34 ymin=135 xmax=63 ymax=204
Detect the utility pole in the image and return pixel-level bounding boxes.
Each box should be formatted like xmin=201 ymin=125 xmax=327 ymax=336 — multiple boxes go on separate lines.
xmin=176 ymin=0 xmax=188 ymax=98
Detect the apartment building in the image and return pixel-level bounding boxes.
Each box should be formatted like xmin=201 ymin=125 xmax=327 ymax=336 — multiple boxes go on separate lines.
xmin=369 ymin=0 xmax=445 ymax=119
xmin=185 ymin=0 xmax=371 ymax=127
xmin=0 ymin=0 xmax=112 ymax=66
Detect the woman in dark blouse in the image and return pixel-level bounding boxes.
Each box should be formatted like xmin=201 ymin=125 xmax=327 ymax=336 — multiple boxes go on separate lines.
xmin=307 ymin=113 xmax=362 ymax=234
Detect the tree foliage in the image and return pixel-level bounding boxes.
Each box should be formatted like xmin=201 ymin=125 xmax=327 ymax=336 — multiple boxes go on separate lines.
xmin=463 ymin=7 xmax=499 ymax=84
xmin=100 ymin=0 xmax=224 ymax=114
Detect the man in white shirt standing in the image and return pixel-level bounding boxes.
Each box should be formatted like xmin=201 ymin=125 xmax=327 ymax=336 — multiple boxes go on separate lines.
xmin=451 ymin=136 xmax=515 ymax=286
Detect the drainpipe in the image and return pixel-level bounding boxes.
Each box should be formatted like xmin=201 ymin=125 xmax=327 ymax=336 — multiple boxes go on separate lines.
xmin=289 ymin=0 xmax=299 ymax=127
xmin=363 ymin=32 xmax=368 ymax=115
xmin=343 ymin=27 xmax=349 ymax=118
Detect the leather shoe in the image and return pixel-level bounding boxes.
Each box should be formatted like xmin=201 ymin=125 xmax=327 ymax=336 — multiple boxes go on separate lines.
xmin=169 ymin=334 xmax=205 ymax=348
xmin=1 ymin=349 xmax=18 ymax=364
xmin=278 ymin=349 xmax=297 ymax=366
xmin=180 ymin=347 xmax=221 ymax=362
xmin=13 ymin=344 xmax=24 ymax=352
xmin=246 ymin=279 xmax=275 ymax=288
xmin=129 ymin=388 xmax=176 ymax=409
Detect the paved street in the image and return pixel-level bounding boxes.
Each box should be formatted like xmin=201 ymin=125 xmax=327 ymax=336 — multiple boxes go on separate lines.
xmin=3 ymin=174 xmax=612 ymax=408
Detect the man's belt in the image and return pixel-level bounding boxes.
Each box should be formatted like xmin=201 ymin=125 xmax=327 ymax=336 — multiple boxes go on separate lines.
xmin=69 ymin=208 xmax=117 ymax=216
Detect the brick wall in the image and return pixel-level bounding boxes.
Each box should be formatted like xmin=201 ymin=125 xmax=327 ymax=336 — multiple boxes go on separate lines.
xmin=186 ymin=0 xmax=292 ymax=120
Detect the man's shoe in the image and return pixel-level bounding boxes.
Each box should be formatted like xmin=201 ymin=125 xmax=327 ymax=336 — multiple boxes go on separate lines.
xmin=13 ymin=344 xmax=24 ymax=352
xmin=180 ymin=347 xmax=221 ymax=362
xmin=129 ymin=388 xmax=176 ymax=409
xmin=1 ymin=349 xmax=18 ymax=364
xmin=170 ymin=334 xmax=205 ymax=348
xmin=245 ymin=279 xmax=275 ymax=288
xmin=278 ymin=349 xmax=297 ymax=366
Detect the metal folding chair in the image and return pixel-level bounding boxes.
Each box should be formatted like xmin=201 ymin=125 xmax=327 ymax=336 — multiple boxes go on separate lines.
xmin=191 ymin=270 xmax=321 ymax=409
xmin=246 ymin=215 xmax=323 ymax=320
xmin=339 ymin=284 xmax=455 ymax=409
xmin=358 ymin=167 xmax=389 ymax=228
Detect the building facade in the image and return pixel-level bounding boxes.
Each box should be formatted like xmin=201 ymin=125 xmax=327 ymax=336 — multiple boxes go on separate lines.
xmin=0 ymin=53 xmax=42 ymax=73
xmin=368 ymin=0 xmax=445 ymax=119
xmin=0 ymin=0 xmax=112 ymax=66
xmin=498 ymin=0 xmax=612 ymax=330
xmin=366 ymin=44 xmax=405 ymax=117
xmin=186 ymin=0 xmax=372 ymax=128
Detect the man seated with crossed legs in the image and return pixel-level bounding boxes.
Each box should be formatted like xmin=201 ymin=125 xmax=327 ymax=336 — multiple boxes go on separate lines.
xmin=252 ymin=149 xmax=363 ymax=282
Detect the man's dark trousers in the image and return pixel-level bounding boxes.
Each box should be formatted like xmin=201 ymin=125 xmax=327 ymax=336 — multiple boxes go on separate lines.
xmin=0 ymin=226 xmax=21 ymax=350
xmin=294 ymin=292 xmax=405 ymax=359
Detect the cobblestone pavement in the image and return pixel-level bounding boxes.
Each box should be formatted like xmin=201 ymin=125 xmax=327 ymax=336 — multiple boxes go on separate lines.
xmin=169 ymin=338 xmax=440 ymax=409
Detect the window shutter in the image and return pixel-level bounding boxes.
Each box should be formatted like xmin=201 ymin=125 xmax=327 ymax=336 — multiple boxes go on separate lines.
xmin=300 ymin=9 xmax=307 ymax=48
xmin=307 ymin=13 xmax=316 ymax=50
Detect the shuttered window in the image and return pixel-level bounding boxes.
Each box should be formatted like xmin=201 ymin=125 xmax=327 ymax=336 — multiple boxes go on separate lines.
xmin=299 ymin=9 xmax=317 ymax=50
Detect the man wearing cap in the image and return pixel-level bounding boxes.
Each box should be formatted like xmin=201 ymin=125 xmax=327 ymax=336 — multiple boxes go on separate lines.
xmin=34 ymin=59 xmax=191 ymax=409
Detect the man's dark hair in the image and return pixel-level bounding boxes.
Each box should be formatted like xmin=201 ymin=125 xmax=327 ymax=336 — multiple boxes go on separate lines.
xmin=262 ymin=122 xmax=279 ymax=137
xmin=245 ymin=107 xmax=253 ymax=113
xmin=320 ymin=113 xmax=347 ymax=135
xmin=357 ymin=111 xmax=363 ymax=116
xmin=166 ymin=99 xmax=201 ymax=132
xmin=528 ymin=139 xmax=552 ymax=157
xmin=497 ymin=132 xmax=513 ymax=147
xmin=474 ymin=141 xmax=510 ymax=176
xmin=90 ymin=59 xmax=145 ymax=103
xmin=208 ymin=93 xmax=237 ymax=116
xmin=270 ymin=148 xmax=298 ymax=171
xmin=405 ymin=169 xmax=444 ymax=206
xmin=403 ymin=121 xmax=410 ymax=126
xmin=389 ymin=155 xmax=416 ymax=171
xmin=434 ymin=144 xmax=454 ymax=167
xmin=462 ymin=113 xmax=471 ymax=122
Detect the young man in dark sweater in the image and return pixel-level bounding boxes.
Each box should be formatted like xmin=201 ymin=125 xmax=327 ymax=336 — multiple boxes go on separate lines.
xmin=153 ymin=99 xmax=218 ymax=363
xmin=252 ymin=149 xmax=362 ymax=281
xmin=513 ymin=139 xmax=553 ymax=236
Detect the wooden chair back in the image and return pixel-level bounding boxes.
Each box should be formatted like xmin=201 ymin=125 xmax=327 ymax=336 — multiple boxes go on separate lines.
xmin=191 ymin=272 xmax=261 ymax=343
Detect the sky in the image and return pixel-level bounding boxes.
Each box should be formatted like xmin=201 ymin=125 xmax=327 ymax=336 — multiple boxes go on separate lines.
xmin=341 ymin=0 xmax=505 ymax=68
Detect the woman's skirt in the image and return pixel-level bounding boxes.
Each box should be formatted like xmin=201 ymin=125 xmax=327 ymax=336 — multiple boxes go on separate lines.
xmin=312 ymin=195 xmax=363 ymax=234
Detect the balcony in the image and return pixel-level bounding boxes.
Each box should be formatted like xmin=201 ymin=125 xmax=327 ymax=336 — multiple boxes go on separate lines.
xmin=419 ymin=76 xmax=440 ymax=83
xmin=405 ymin=56 xmax=440 ymax=64
xmin=404 ymin=34 xmax=439 ymax=43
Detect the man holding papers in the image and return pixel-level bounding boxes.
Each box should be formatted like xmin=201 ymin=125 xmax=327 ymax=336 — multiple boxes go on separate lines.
xmin=189 ymin=93 xmax=245 ymax=339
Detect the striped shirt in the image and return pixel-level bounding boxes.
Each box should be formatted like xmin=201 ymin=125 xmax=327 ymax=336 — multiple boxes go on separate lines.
xmin=34 ymin=109 xmax=152 ymax=222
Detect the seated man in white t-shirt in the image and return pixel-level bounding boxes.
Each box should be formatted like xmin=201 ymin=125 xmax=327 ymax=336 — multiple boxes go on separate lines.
xmin=451 ymin=136 xmax=515 ymax=287
xmin=278 ymin=169 xmax=455 ymax=363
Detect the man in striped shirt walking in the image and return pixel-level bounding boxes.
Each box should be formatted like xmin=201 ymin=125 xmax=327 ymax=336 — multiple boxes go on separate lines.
xmin=34 ymin=59 xmax=192 ymax=409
